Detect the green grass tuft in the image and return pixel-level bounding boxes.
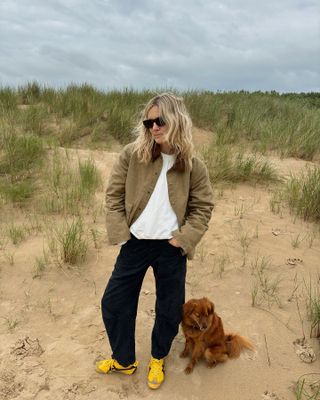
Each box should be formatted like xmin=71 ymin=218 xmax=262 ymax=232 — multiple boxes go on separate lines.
xmin=294 ymin=373 xmax=320 ymax=399
xmin=283 ymin=167 xmax=320 ymax=223
xmin=0 ymin=131 xmax=44 ymax=175
xmin=0 ymin=180 xmax=36 ymax=203
xmin=79 ymin=158 xmax=102 ymax=196
xmin=304 ymin=277 xmax=320 ymax=338
xmin=201 ymin=144 xmax=279 ymax=184
xmin=40 ymin=150 xmax=102 ymax=214
xmin=56 ymin=218 xmax=88 ymax=265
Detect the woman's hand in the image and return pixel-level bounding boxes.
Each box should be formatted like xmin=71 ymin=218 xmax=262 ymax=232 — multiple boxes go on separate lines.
xmin=168 ymin=238 xmax=180 ymax=248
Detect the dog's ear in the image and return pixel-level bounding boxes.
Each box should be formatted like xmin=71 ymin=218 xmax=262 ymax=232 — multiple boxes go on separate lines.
xmin=205 ymin=298 xmax=215 ymax=315
xmin=183 ymin=300 xmax=197 ymax=316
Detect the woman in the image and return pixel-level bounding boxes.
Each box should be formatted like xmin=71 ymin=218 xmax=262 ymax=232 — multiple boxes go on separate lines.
xmin=96 ymin=93 xmax=214 ymax=389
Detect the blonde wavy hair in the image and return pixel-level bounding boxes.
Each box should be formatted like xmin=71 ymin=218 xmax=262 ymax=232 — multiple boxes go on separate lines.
xmin=133 ymin=93 xmax=194 ymax=170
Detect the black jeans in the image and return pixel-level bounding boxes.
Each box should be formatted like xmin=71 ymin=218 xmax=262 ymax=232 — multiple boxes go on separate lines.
xmin=101 ymin=235 xmax=187 ymax=366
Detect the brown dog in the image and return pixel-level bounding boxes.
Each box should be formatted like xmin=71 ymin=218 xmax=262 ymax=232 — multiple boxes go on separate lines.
xmin=180 ymin=297 xmax=255 ymax=374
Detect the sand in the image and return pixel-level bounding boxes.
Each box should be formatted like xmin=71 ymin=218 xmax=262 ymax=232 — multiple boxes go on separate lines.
xmin=0 ymin=134 xmax=319 ymax=400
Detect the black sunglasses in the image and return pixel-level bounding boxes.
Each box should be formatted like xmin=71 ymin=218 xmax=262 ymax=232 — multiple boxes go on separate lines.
xmin=143 ymin=117 xmax=166 ymax=129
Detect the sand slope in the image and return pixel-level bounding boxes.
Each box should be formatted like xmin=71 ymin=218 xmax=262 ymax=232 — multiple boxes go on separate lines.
xmin=0 ymin=141 xmax=319 ymax=400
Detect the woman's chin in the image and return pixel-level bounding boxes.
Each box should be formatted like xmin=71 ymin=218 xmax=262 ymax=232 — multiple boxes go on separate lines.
xmin=153 ymin=135 xmax=164 ymax=142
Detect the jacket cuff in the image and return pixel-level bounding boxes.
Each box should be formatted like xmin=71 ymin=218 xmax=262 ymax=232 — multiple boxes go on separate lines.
xmin=106 ymin=212 xmax=131 ymax=245
xmin=172 ymin=229 xmax=193 ymax=255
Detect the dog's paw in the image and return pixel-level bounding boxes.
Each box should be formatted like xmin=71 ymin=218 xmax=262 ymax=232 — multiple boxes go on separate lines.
xmin=184 ymin=365 xmax=193 ymax=374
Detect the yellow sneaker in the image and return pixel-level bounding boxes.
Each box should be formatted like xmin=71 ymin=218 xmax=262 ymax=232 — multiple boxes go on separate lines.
xmin=147 ymin=357 xmax=165 ymax=389
xmin=96 ymin=358 xmax=138 ymax=375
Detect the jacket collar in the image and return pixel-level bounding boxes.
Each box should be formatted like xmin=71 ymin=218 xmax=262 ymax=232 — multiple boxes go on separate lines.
xmin=151 ymin=142 xmax=186 ymax=172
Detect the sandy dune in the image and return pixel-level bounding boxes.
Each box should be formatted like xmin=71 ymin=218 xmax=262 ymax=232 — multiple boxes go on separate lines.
xmin=0 ymin=136 xmax=319 ymax=399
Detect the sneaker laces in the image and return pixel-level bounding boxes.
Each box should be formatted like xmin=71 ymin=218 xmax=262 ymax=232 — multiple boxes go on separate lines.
xmin=149 ymin=358 xmax=164 ymax=380
xmin=99 ymin=358 xmax=115 ymax=371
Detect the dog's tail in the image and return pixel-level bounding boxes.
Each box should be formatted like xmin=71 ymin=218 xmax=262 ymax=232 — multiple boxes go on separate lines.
xmin=225 ymin=333 xmax=255 ymax=359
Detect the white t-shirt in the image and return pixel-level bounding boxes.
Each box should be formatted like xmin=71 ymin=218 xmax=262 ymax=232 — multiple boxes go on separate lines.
xmin=130 ymin=153 xmax=179 ymax=239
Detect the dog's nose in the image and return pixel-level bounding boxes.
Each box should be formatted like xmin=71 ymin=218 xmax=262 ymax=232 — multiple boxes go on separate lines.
xmin=200 ymin=324 xmax=207 ymax=331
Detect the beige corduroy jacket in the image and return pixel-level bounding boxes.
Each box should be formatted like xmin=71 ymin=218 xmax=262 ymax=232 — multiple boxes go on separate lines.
xmin=105 ymin=143 xmax=214 ymax=259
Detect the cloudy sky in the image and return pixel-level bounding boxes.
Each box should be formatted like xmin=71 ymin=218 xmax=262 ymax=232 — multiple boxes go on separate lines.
xmin=1 ymin=0 xmax=319 ymax=92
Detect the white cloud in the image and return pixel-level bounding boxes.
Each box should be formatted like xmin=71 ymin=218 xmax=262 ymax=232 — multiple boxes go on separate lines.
xmin=0 ymin=0 xmax=319 ymax=91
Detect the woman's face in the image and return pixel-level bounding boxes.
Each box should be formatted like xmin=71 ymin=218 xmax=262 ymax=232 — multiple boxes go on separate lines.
xmin=146 ymin=105 xmax=171 ymax=153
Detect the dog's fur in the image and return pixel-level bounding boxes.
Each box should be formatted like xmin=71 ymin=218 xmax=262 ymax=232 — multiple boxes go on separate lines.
xmin=180 ymin=297 xmax=255 ymax=374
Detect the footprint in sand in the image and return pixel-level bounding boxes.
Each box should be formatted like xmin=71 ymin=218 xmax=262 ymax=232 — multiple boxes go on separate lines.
xmin=145 ymin=309 xmax=156 ymax=319
xmin=293 ymin=338 xmax=316 ymax=363
xmin=286 ymin=258 xmax=303 ymax=266
xmin=10 ymin=337 xmax=44 ymax=359
xmin=261 ymin=391 xmax=281 ymax=399
xmin=0 ymin=369 xmax=24 ymax=400
xmin=63 ymin=381 xmax=96 ymax=399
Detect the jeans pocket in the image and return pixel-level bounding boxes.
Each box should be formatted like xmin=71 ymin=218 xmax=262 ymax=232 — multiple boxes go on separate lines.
xmin=165 ymin=240 xmax=181 ymax=254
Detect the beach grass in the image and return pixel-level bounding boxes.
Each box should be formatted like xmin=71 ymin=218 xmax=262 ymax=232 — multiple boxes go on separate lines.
xmin=0 ymin=83 xmax=319 ymax=224
xmin=39 ymin=149 xmax=102 ymax=215
xmin=271 ymin=166 xmax=320 ymax=223
xmin=286 ymin=167 xmax=320 ymax=223
xmin=54 ymin=218 xmax=88 ymax=265
xmin=1 ymin=84 xmax=319 ymax=158
xmin=201 ymin=144 xmax=279 ymax=184
xmin=304 ymin=277 xmax=320 ymax=339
